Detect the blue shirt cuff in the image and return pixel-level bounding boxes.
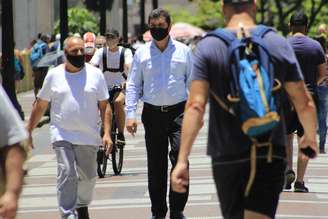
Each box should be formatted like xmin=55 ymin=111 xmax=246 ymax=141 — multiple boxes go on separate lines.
xmin=127 ymin=111 xmax=137 ymax=119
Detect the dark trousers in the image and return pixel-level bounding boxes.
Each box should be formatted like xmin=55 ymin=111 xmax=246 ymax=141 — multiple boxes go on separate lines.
xmin=141 ymin=103 xmax=189 ymax=217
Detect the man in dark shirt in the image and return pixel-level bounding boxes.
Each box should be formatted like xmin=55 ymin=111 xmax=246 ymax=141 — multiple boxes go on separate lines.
xmin=284 ymin=11 xmax=326 ymax=192
xmin=171 ymin=1 xmax=318 ymax=219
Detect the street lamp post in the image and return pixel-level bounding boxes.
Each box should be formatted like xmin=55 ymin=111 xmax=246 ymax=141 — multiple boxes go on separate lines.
xmin=1 ymin=0 xmax=24 ymax=119
xmin=152 ymin=0 xmax=158 ymax=9
xmin=140 ymin=0 xmax=145 ymax=35
xmin=60 ymin=0 xmax=68 ymax=49
xmin=122 ymin=0 xmax=128 ymax=43
xmin=100 ymin=0 xmax=107 ymax=35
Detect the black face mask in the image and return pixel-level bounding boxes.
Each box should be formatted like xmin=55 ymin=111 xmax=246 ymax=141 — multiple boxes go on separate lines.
xmin=150 ymin=27 xmax=169 ymax=41
xmin=66 ymin=54 xmax=85 ymax=68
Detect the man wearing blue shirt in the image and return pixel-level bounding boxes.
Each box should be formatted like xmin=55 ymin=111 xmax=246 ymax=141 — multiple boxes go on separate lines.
xmin=126 ymin=8 xmax=192 ymax=219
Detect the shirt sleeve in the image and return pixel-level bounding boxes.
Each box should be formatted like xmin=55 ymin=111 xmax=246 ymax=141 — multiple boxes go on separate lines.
xmin=0 ymin=85 xmax=27 ymax=147
xmin=37 ymin=70 xmax=53 ymax=102
xmin=190 ymin=40 xmax=210 ymax=82
xmin=124 ymin=48 xmax=134 ymax=65
xmin=90 ymin=48 xmax=103 ymax=67
xmin=125 ymin=51 xmax=143 ymax=119
xmin=97 ymin=71 xmax=109 ymax=101
xmin=185 ymin=47 xmax=193 ymax=90
xmin=316 ymin=43 xmax=326 ymax=65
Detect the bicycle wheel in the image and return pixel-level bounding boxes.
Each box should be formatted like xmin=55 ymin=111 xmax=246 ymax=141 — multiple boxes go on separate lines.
xmin=97 ymin=147 xmax=108 ymax=178
xmin=111 ymin=117 xmax=124 ymax=175
xmin=112 ymin=142 xmax=124 ymax=175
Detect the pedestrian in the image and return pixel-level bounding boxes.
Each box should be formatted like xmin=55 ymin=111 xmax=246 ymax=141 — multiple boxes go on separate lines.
xmin=30 ymin=34 xmax=50 ymax=98
xmin=26 ymin=36 xmax=113 ymax=219
xmin=314 ymin=24 xmax=328 ymax=154
xmin=171 ymin=1 xmax=318 ymax=219
xmin=284 ymin=10 xmax=327 ymax=192
xmin=91 ymin=29 xmax=133 ymax=146
xmin=126 ymin=8 xmax=192 ymax=219
xmin=0 ymin=84 xmax=27 ymax=219
xmin=14 ymin=45 xmax=25 ymax=92
xmin=83 ymin=32 xmax=96 ymax=63
xmin=95 ymin=35 xmax=106 ymax=49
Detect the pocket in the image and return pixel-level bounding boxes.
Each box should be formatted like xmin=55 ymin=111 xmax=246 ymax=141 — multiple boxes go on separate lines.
xmin=170 ymin=60 xmax=186 ymax=80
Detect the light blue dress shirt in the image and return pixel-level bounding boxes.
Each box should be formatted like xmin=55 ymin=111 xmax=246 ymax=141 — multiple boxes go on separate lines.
xmin=126 ymin=38 xmax=192 ymax=119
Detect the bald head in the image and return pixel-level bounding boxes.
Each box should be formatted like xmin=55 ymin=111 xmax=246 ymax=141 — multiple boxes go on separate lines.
xmin=64 ymin=37 xmax=84 ymax=50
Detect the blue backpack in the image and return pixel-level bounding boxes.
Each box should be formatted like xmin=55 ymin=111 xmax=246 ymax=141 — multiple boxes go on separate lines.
xmin=207 ymin=25 xmax=282 ymax=196
xmin=30 ymin=41 xmax=47 ymax=68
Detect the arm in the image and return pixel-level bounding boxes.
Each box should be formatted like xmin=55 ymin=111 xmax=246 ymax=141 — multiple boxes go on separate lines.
xmin=0 ymin=144 xmax=25 ymax=219
xmin=284 ymin=81 xmax=318 ymax=158
xmin=26 ymin=98 xmax=49 ymax=148
xmin=171 ymin=80 xmax=209 ymax=192
xmin=124 ymin=49 xmax=133 ymax=75
xmin=317 ymin=63 xmax=327 ymax=85
xmin=126 ymin=52 xmax=143 ymax=135
xmin=99 ymin=100 xmax=111 ymax=136
xmin=99 ymin=100 xmax=113 ymax=155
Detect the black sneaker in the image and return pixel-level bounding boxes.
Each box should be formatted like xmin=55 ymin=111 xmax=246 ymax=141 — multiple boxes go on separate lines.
xmin=284 ymin=169 xmax=295 ymax=190
xmin=170 ymin=212 xmax=187 ymax=219
xmin=117 ymin=133 xmax=125 ymax=147
xmin=320 ymin=148 xmax=326 ymax=154
xmin=294 ymin=181 xmax=309 ymax=193
xmin=76 ymin=206 xmax=89 ymax=219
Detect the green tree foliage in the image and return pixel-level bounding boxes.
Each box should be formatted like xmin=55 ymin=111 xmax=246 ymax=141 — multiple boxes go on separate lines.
xmin=170 ymin=0 xmax=328 ymax=35
xmin=54 ymin=8 xmax=98 ymax=35
xmin=169 ymin=0 xmax=223 ymax=31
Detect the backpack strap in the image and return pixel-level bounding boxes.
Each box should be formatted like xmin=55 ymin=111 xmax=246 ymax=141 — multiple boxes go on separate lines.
xmin=252 ymin=25 xmax=274 ymax=38
xmin=102 ymin=47 xmax=108 ymax=72
xmin=102 ymin=47 xmax=126 ymax=73
xmin=119 ymin=47 xmax=126 ymax=73
xmin=206 ymin=28 xmax=236 ymax=45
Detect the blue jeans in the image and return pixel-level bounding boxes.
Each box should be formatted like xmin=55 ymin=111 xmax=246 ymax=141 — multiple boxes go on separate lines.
xmin=318 ymin=86 xmax=328 ymax=151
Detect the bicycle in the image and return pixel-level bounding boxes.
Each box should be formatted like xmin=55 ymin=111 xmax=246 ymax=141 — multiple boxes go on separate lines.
xmin=97 ymin=85 xmax=124 ymax=177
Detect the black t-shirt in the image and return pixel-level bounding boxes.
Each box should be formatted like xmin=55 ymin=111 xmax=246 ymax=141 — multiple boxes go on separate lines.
xmin=191 ymin=30 xmax=303 ymax=159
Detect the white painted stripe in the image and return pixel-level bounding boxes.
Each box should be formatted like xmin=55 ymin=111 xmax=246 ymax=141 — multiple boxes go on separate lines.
xmin=28 ymin=154 xmax=55 ymax=163
xmin=17 ymin=201 xmax=328 ymax=218
xmin=19 ymin=195 xmax=212 ymax=209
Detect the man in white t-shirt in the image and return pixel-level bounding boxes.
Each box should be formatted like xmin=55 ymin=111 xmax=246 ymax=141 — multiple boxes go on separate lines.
xmin=90 ymin=29 xmax=133 ymax=146
xmin=26 ymin=37 xmax=112 ymax=219
xmin=0 ymin=84 xmax=27 ymax=219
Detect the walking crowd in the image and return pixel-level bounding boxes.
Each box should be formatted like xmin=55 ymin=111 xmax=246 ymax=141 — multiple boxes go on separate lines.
xmin=0 ymin=0 xmax=328 ymax=219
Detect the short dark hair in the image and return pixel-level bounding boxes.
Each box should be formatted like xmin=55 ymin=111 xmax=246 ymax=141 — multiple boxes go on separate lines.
xmin=290 ymin=10 xmax=308 ymax=26
xmin=148 ymin=8 xmax=171 ymax=26
xmin=105 ymin=28 xmax=120 ymax=39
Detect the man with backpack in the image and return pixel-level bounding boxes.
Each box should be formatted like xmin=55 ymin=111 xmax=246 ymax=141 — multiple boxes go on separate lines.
xmin=30 ymin=34 xmax=49 ymax=97
xmin=171 ymin=1 xmax=318 ymax=219
xmin=90 ymin=29 xmax=133 ymax=146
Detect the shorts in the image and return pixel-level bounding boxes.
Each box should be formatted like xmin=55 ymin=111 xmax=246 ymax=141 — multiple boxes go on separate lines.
xmin=212 ymin=156 xmax=286 ymax=219
xmin=285 ymin=110 xmax=304 ymax=137
xmin=284 ymin=93 xmax=318 ymax=137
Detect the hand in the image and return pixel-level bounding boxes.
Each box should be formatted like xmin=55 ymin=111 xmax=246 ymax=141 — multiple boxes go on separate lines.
xmin=171 ymin=161 xmax=189 ymax=193
xmin=0 ymin=192 xmax=19 ymax=219
xmin=299 ymin=135 xmax=318 ymax=160
xmin=126 ymin=119 xmax=137 ymax=137
xmin=102 ymin=134 xmax=113 ymax=156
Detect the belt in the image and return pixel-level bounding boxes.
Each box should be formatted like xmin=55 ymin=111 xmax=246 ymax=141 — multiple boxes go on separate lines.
xmin=144 ymin=101 xmax=186 ymax=113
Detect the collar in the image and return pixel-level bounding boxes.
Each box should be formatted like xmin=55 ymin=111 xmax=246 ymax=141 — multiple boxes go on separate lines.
xmin=150 ymin=37 xmax=174 ymax=52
